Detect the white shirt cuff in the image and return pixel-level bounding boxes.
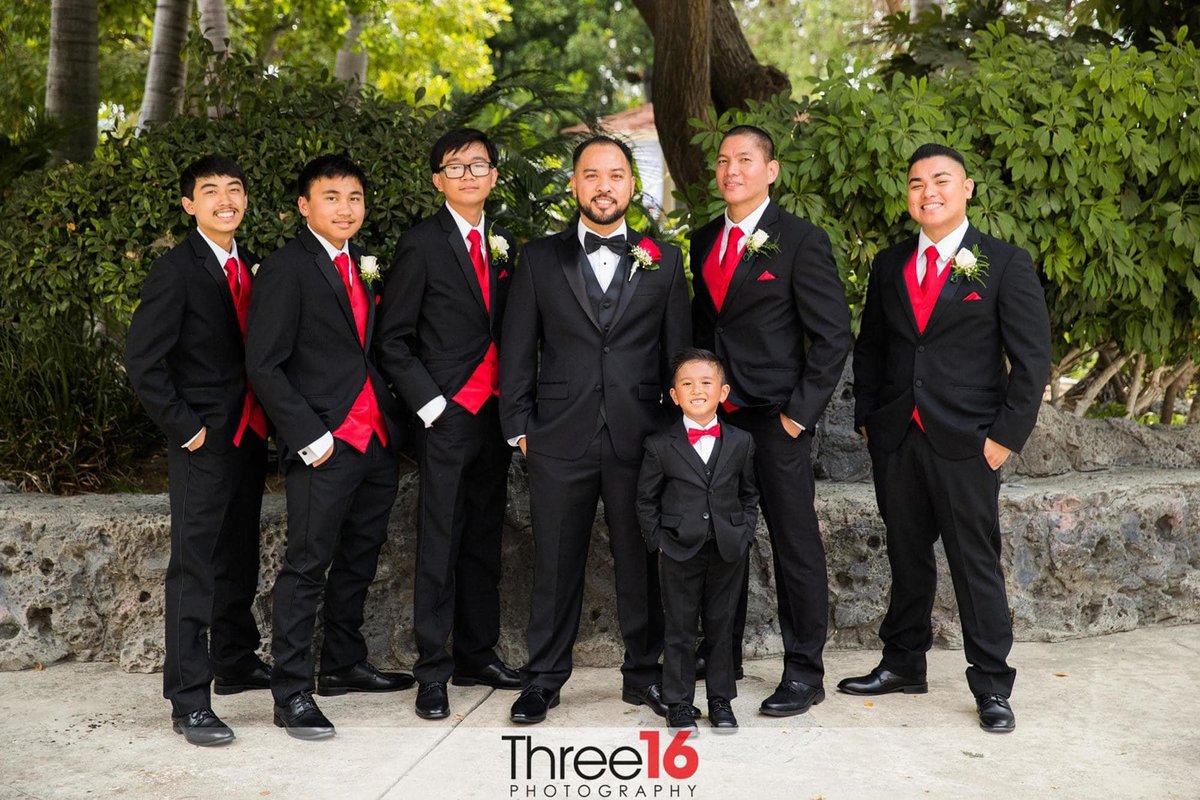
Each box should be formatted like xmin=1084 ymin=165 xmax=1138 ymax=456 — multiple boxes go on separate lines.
xmin=416 ymin=396 xmax=448 ymax=428
xmin=507 ymin=434 xmax=525 ymax=448
xmin=181 ymin=428 xmax=204 ymax=449
xmin=299 ymin=432 xmax=334 ymax=465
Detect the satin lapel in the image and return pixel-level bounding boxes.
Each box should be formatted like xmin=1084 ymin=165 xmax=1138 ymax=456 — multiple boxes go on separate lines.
xmin=609 ymin=231 xmax=640 ymax=329
xmin=668 ymin=430 xmax=711 ymax=483
xmin=722 ymin=202 xmax=779 ymax=311
xmin=189 ymin=231 xmax=239 ymax=325
xmin=301 ymin=229 xmax=358 ymax=342
xmin=351 ymin=243 xmax=377 ymax=348
xmin=442 ymin=208 xmax=488 ymax=317
xmin=890 ymin=238 xmax=921 ymax=336
xmin=924 ymin=225 xmax=979 ymax=333
xmin=709 ymin=430 xmax=734 ymax=483
xmin=559 ymin=229 xmax=601 ymax=331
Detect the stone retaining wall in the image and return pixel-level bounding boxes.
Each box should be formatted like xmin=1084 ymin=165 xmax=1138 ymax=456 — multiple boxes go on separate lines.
xmin=2 ymin=466 xmax=1197 ymax=673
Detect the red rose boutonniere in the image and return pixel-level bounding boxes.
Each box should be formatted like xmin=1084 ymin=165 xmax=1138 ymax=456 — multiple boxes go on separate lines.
xmin=628 ymin=237 xmax=662 ymax=282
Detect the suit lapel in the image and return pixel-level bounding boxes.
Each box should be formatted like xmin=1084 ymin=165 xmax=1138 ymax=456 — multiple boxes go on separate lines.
xmin=722 ymin=201 xmax=779 ymax=311
xmin=668 ymin=427 xmax=711 ymax=483
xmin=609 ymin=230 xmax=640 ymax=329
xmin=709 ymin=428 xmax=736 ymax=483
xmin=924 ymin=225 xmax=979 ymax=333
xmin=350 ymin=242 xmax=377 ymax=348
xmin=441 ymin=206 xmax=489 ymax=317
xmin=189 ymin=230 xmax=239 ymax=324
xmin=558 ymin=227 xmax=601 ymax=331
xmin=300 ymin=228 xmax=359 ymax=343
xmin=691 ymin=218 xmax=722 ymax=316
xmin=889 ymin=237 xmax=921 ymax=335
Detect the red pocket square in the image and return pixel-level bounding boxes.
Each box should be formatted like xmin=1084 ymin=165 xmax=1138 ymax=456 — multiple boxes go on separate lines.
xmin=757 ymin=270 xmax=777 ymax=282
xmin=374 ymin=295 xmax=381 ymax=306
xmin=963 ymin=292 xmax=982 ymax=302
xmin=499 ymin=269 xmax=509 ymax=279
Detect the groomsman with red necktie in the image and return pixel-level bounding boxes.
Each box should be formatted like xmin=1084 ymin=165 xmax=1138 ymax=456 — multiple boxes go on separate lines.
xmin=126 ymin=155 xmax=270 ymax=746
xmin=376 ymin=128 xmax=521 ymax=721
xmin=844 ymin=143 xmax=1050 ymax=733
xmin=690 ymin=126 xmax=851 ymax=718
xmin=246 ymin=155 xmax=413 ymax=740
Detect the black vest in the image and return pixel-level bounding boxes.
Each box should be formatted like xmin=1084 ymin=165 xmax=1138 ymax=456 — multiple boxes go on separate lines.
xmin=578 ymin=250 xmax=627 ymax=331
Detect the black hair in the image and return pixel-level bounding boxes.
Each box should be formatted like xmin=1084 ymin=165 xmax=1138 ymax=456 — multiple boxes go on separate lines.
xmin=429 ymin=128 xmax=499 ymax=174
xmin=722 ymin=125 xmax=775 ymax=160
xmin=180 ymin=155 xmax=246 ymax=200
xmin=908 ymin=143 xmax=966 ymax=170
xmin=297 ymin=154 xmax=367 ymax=198
xmin=669 ymin=347 xmax=726 ymax=383
xmin=572 ymin=135 xmax=634 ymax=170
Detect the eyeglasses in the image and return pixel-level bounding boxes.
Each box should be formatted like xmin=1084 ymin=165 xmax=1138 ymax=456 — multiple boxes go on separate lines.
xmin=438 ymin=161 xmax=494 ymax=179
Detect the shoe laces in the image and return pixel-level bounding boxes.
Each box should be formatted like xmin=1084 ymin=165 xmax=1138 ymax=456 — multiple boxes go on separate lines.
xmin=709 ymin=698 xmax=732 ymax=713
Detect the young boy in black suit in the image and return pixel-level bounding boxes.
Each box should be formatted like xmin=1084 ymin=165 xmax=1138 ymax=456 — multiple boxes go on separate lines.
xmin=637 ymin=348 xmax=758 ymax=734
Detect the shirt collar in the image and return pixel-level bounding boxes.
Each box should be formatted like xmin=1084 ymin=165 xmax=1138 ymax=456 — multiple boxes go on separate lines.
xmin=724 ymin=196 xmax=771 ymax=237
xmin=308 ymin=226 xmax=350 ymax=262
xmin=196 ymin=227 xmax=238 ymax=265
xmin=445 ymin=203 xmax=485 ymax=242
xmin=918 ymin=216 xmax=970 ymax=267
xmin=682 ymin=414 xmax=719 ymax=431
xmin=577 ymin=218 xmax=629 ymax=252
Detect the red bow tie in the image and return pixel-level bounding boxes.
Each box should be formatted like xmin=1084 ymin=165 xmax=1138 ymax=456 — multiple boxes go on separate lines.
xmin=687 ymin=424 xmax=721 ymax=445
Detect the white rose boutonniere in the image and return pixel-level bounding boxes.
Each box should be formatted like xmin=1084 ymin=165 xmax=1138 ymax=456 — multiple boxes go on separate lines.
xmin=358 ymin=255 xmax=381 ymax=285
xmin=950 ymin=245 xmax=989 ymax=284
xmin=488 ymin=229 xmax=509 ymax=263
xmin=742 ymin=228 xmax=780 ymax=261
xmin=251 ymin=263 xmax=260 ymax=277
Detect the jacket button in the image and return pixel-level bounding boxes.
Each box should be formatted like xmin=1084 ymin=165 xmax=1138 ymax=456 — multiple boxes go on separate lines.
xmin=594 ymin=384 xmax=602 ymax=392
xmin=603 ymin=346 xmax=610 ymax=353
xmin=917 ymin=345 xmax=926 ymax=353
xmin=915 ymin=379 xmax=924 ymax=388
xmin=715 ymin=326 xmax=724 ymax=334
xmin=702 ymin=512 xmax=710 ymax=520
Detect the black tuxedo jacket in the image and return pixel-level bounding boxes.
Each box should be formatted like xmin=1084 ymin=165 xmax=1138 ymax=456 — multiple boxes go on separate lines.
xmin=691 ymin=201 xmax=851 ymax=429
xmin=636 ymin=420 xmax=758 ymax=563
xmin=375 ymin=206 xmax=515 ymax=409
xmin=853 ymin=224 xmax=1052 ymax=459
xmin=245 ymin=227 xmax=401 ymax=462
xmin=125 ymin=230 xmax=259 ymax=452
xmin=499 ymin=225 xmax=691 ymax=462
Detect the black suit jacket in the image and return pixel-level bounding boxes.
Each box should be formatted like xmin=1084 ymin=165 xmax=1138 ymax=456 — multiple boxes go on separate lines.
xmin=375 ymin=206 xmax=515 ymax=409
xmin=852 ymin=224 xmax=1051 ymax=459
xmin=499 ymin=225 xmax=691 ymax=462
xmin=245 ymin=227 xmax=402 ymax=462
xmin=691 ymin=201 xmax=851 ymax=429
xmin=125 ymin=230 xmax=259 ymax=452
xmin=636 ymin=420 xmax=758 ymax=563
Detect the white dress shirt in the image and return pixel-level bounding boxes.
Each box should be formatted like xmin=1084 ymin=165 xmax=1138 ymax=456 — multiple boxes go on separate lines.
xmin=719 ymin=195 xmax=771 ymax=261
xmin=577 ymin=218 xmax=628 ymax=292
xmin=916 ymin=216 xmax=969 ymax=284
xmin=683 ymin=414 xmax=720 ymax=464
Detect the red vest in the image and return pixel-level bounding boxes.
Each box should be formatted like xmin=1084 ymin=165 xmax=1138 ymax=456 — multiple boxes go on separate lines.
xmin=903 ymin=247 xmax=952 ymax=430
xmin=333 ymin=256 xmax=389 ymax=451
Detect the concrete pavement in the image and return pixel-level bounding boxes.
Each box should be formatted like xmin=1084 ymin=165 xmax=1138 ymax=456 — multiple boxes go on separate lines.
xmin=0 ymin=625 xmax=1196 ymax=799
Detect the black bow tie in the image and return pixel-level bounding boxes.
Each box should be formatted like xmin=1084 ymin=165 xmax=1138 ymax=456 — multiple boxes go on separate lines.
xmin=584 ymin=231 xmax=626 ymax=255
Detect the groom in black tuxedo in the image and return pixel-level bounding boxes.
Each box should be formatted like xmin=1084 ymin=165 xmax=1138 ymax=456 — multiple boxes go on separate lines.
xmin=690 ymin=126 xmax=851 ymax=717
xmin=500 ymin=135 xmax=691 ymax=723
xmin=126 ymin=155 xmax=269 ymax=746
xmin=376 ymin=128 xmax=521 ymax=721
xmin=844 ymin=143 xmax=1051 ymax=733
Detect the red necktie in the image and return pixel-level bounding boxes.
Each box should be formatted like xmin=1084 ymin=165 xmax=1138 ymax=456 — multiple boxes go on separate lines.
xmin=334 ymin=251 xmax=367 ymax=344
xmin=921 ymin=245 xmax=939 ymax=296
xmin=224 ymin=257 xmax=240 ymax=302
xmin=687 ymin=423 xmax=721 ymax=445
xmin=467 ymin=229 xmax=490 ymax=311
xmin=223 ymin=256 xmax=267 ymax=445
xmin=720 ymin=226 xmax=744 ymax=277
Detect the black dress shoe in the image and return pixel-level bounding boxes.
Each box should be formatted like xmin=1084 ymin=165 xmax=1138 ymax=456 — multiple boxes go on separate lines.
xmin=510 ymin=685 xmax=560 ymax=724
xmin=317 ymin=661 xmax=416 ymax=695
xmin=759 ymin=680 xmax=825 ymax=717
xmin=837 ymin=667 xmax=928 ymax=696
xmin=273 ymin=692 xmax=335 ymax=740
xmin=452 ymin=661 xmax=522 ymax=690
xmin=976 ymin=693 xmax=1016 ymax=733
xmin=415 ymin=682 xmax=451 ymax=720
xmin=172 ymin=708 xmax=235 ymax=746
xmin=214 ymin=660 xmax=272 ymax=695
xmin=694 ymin=653 xmax=745 ymax=681
xmin=666 ymin=703 xmax=698 ymax=734
xmin=707 ymin=697 xmax=738 ymax=731
xmin=622 ymin=682 xmax=670 ymax=717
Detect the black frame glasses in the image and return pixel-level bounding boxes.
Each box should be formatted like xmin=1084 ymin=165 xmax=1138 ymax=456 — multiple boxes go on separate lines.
xmin=438 ymin=161 xmax=494 ymax=179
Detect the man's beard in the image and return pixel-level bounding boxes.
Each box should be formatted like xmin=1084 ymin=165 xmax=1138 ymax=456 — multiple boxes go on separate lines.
xmin=578 ymin=195 xmax=629 ymax=227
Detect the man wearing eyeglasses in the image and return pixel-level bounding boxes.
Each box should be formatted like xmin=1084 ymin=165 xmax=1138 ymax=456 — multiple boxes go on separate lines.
xmin=376 ymin=128 xmax=521 ymax=721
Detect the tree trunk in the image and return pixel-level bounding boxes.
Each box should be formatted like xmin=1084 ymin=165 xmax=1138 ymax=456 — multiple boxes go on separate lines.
xmin=138 ymin=0 xmax=193 ymax=133
xmin=910 ymin=0 xmax=946 ymax=22
xmin=334 ymin=13 xmax=369 ymax=87
xmin=631 ymin=0 xmax=792 ymax=193
xmin=196 ymin=0 xmax=229 ymax=54
xmin=645 ymin=0 xmax=712 ymax=191
xmin=45 ymin=0 xmax=99 ymax=164
xmin=1189 ymin=382 xmax=1200 ymax=424
xmin=708 ymin=0 xmax=791 ymax=113
xmin=1160 ymin=361 xmax=1195 ymax=423
xmin=1072 ymin=351 xmax=1131 ymax=417
xmin=1124 ymin=353 xmax=1147 ymax=417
